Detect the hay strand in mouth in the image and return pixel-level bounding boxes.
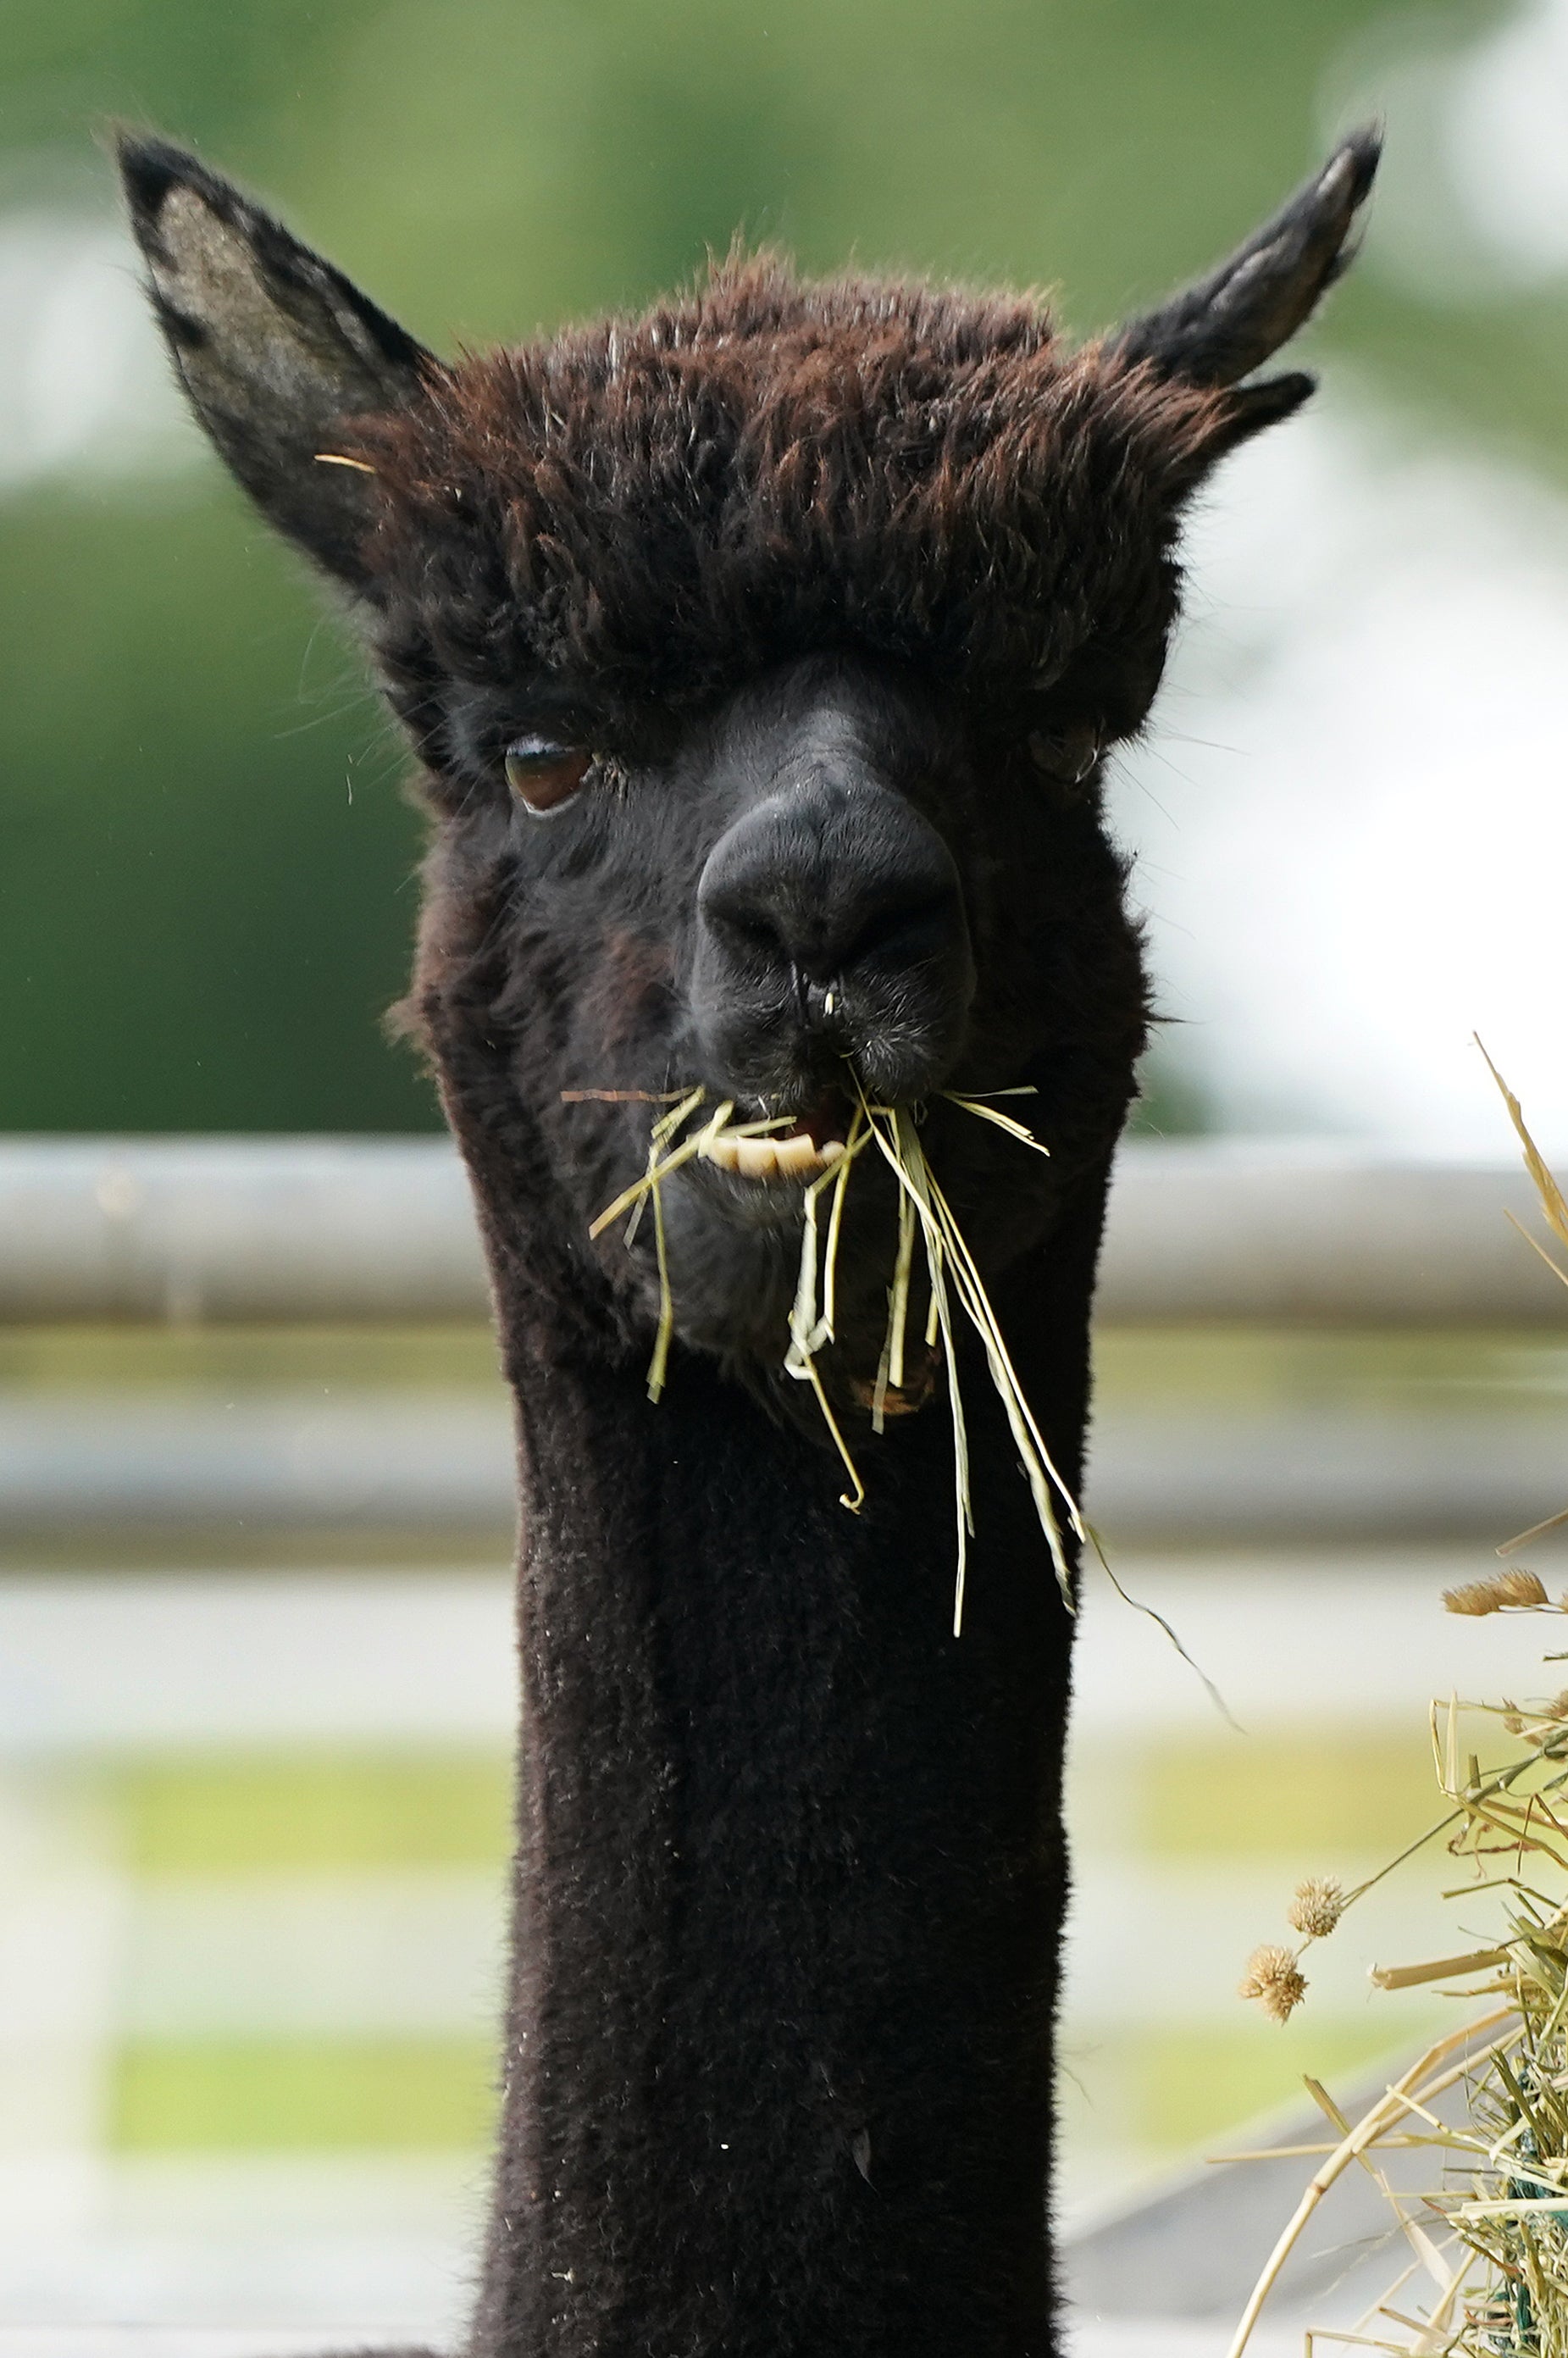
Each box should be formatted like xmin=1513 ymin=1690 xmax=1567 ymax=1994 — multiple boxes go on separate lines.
xmin=873 ymin=1184 xmax=919 ymax=1432
xmin=942 ymin=1090 xmax=1052 ymax=1154
xmin=889 ymin=1101 xmax=1082 ymax=1595
xmin=787 ymin=1173 xmax=824 ymax=1364
xmin=786 ymin=1107 xmax=871 ymax=1366
xmin=651 ymin=1086 xmax=710 ymax=1146
xmin=875 ymin=1108 xmax=974 ymax=1626
xmin=627 ymin=1085 xmax=709 ymax=1252
xmin=588 ymin=1096 xmax=764 ymax=1237
xmin=818 ymin=1106 xmax=864 ymax=1343
xmin=889 ymin=1185 xmax=916 ymax=1389
xmin=797 ymin=1351 xmax=867 ymax=1513
xmin=583 ymin=1074 xmax=1083 ymax=1626
xmin=587 ymin=1087 xmax=852 ymax=1401
xmin=783 ymin=1112 xmax=874 ymax=1508
xmin=858 ymin=1090 xmax=1080 ymax=1632
xmin=560 ymin=1087 xmax=700 ymax=1104
xmin=646 ymin=1154 xmax=675 ymax=1403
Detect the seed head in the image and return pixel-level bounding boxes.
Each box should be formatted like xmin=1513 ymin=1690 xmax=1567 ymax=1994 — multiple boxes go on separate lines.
xmin=1442 ymin=1570 xmax=1549 ymax=1617
xmin=1287 ymin=1876 xmax=1347 ymax=1940
xmin=1507 ymin=1689 xmax=1568 ymax=1745
xmin=1238 ymin=1943 xmax=1308 ymax=2024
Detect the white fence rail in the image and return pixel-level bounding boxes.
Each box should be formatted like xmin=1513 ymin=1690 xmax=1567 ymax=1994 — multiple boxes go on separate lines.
xmin=3 ymin=1138 xmax=1564 ymax=1543
xmin=0 ymin=1135 xmax=1562 ymax=1327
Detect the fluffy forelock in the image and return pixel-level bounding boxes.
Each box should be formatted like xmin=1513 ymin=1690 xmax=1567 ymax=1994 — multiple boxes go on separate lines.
xmin=356 ymin=250 xmax=1248 ymax=736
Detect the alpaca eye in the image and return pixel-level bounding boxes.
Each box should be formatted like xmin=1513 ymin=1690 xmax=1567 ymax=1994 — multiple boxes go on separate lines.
xmin=1028 ymin=724 xmax=1100 ymax=789
xmin=505 ymin=739 xmax=592 ymax=815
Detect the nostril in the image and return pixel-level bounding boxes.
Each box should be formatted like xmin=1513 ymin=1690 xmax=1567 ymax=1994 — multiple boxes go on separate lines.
xmin=707 ymin=884 xmax=953 ymax=986
xmin=694 ymin=780 xmax=975 ymax=1081
xmin=691 ymin=781 xmax=976 ymax=1101
xmin=723 ymin=910 xmax=786 ymax=962
xmin=699 ymin=881 xmax=790 ymax=967
xmin=701 ymin=868 xmax=964 ymax=996
xmin=836 ymin=885 xmax=957 ymax=975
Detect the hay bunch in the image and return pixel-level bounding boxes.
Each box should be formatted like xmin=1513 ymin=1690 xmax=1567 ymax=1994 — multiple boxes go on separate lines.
xmin=1232 ymin=1654 xmax=1568 ymax=2358
xmin=1232 ymin=1052 xmax=1568 ymax=2358
xmin=583 ymin=1084 xmax=1082 ymax=1631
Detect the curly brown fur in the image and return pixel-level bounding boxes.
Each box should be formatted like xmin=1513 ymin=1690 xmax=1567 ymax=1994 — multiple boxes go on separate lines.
xmin=356 ymin=252 xmax=1277 ymax=755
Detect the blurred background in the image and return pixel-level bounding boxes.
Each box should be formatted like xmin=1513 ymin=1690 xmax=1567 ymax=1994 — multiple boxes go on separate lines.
xmin=7 ymin=0 xmax=1568 ymax=2341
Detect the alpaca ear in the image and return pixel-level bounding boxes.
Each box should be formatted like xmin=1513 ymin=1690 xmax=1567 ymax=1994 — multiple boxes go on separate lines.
xmin=1111 ymin=127 xmax=1381 ymax=454
xmin=117 ymin=135 xmax=434 ymax=596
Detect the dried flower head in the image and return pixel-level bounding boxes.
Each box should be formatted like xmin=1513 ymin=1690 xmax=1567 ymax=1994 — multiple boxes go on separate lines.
xmin=1287 ymin=1876 xmax=1347 ymax=1940
xmin=1505 ymin=1689 xmax=1568 ymax=1745
xmin=1442 ymin=1569 xmax=1549 ymax=1617
xmin=1238 ymin=1943 xmax=1308 ymax=2024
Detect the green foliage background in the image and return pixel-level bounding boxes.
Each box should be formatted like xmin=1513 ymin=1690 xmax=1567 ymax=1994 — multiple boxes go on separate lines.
xmin=0 ymin=0 xmax=1550 ymax=1130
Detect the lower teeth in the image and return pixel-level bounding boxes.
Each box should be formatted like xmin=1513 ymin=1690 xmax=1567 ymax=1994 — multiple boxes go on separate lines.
xmin=702 ymin=1131 xmax=845 ymax=1179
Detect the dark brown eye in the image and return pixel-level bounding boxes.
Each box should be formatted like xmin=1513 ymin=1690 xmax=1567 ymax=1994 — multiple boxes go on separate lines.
xmin=1028 ymin=723 xmax=1100 ymax=789
xmin=505 ymin=739 xmax=592 ymax=814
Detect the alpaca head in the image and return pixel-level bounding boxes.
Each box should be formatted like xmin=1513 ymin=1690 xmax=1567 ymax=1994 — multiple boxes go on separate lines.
xmin=120 ymin=135 xmax=1376 ymax=1401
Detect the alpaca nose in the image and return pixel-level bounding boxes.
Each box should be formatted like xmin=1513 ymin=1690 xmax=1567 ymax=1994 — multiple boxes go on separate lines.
xmin=690 ymin=774 xmax=976 ymax=1103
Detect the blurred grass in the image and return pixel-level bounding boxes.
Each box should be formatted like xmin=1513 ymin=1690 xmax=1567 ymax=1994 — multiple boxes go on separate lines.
xmin=1097 ymin=1327 xmax=1568 ymax=1414
xmin=0 ymin=1323 xmax=503 ymax=1391
xmin=112 ymin=2021 xmax=1403 ymax=2161
xmin=112 ymin=2036 xmax=496 ymax=2151
xmin=6 ymin=1318 xmax=1566 ymax=1408
xmin=1085 ymin=2018 xmax=1428 ymax=2154
xmin=1142 ymin=1729 xmax=1440 ymax=1860
xmin=80 ymin=1730 xmax=1450 ymax=2166
xmin=122 ymin=1751 xmax=510 ymax=1874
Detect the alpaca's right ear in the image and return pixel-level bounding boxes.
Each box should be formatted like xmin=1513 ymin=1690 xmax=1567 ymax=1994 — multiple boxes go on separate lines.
xmin=117 ymin=136 xmax=434 ymax=596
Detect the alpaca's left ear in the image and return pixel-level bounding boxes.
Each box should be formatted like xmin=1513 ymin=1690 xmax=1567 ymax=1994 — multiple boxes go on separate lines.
xmin=117 ymin=135 xmax=434 ymax=596
xmin=1113 ymin=127 xmax=1381 ymax=458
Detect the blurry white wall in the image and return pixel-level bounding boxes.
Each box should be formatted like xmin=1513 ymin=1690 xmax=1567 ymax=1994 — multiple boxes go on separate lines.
xmin=1117 ymin=0 xmax=1568 ymax=1151
xmin=1116 ymin=394 xmax=1568 ymax=1151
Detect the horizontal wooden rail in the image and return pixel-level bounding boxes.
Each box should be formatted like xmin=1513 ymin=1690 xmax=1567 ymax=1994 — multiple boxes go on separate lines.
xmin=0 ymin=1135 xmax=1560 ymax=1327
xmin=2 ymin=1391 xmax=1564 ymax=1544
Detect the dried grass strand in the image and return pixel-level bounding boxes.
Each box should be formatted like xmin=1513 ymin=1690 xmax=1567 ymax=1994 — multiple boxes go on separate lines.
xmin=1226 ymin=2010 xmax=1517 ymax=2358
xmin=585 ymin=1075 xmax=1088 ymax=1627
xmin=862 ymin=1096 xmax=1083 ymax=1625
xmin=1479 ymin=1034 xmax=1568 ymax=1261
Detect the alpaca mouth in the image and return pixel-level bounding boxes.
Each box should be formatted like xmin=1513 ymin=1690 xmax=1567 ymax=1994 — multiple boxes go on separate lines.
xmin=701 ymin=1090 xmax=851 ymax=1184
xmin=704 ymin=1130 xmax=845 ymax=1180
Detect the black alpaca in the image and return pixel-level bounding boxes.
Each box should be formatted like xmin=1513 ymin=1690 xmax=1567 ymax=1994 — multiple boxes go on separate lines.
xmin=119 ymin=130 xmax=1377 ymax=2358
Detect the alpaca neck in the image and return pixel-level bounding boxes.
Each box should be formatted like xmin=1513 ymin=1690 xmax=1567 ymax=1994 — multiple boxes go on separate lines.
xmin=465 ymin=1164 xmax=1111 ymax=2358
